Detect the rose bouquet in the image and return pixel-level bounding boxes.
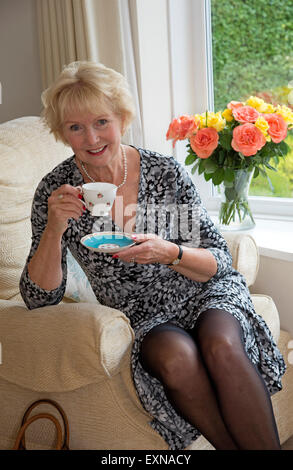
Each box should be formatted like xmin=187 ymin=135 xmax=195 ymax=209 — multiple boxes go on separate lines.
xmin=166 ymin=96 xmax=293 ymax=228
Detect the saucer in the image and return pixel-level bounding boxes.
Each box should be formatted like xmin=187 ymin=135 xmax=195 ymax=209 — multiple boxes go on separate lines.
xmin=80 ymin=231 xmax=136 ymax=253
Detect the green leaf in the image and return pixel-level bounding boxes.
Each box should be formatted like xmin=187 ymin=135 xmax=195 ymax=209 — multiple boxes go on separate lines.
xmin=264 ymin=162 xmax=277 ymax=171
xmin=219 ymin=132 xmax=232 ymax=150
xmin=218 ymin=150 xmax=226 ymax=165
xmin=224 ymin=168 xmax=235 ymax=182
xmin=197 ymin=159 xmax=205 ymax=175
xmin=279 ymin=140 xmax=289 ymax=152
xmin=204 ymin=172 xmax=213 ymax=181
xmin=191 ymin=160 xmax=200 ymax=174
xmin=204 ymin=159 xmax=219 ymax=174
xmin=212 ymin=168 xmax=225 ymax=185
xmin=185 ymin=154 xmax=196 ymax=165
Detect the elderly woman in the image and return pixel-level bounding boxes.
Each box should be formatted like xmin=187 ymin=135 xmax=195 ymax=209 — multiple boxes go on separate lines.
xmin=20 ymin=61 xmax=285 ymax=450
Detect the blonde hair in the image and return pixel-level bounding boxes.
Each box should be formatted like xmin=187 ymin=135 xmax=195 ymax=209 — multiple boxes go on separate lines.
xmin=41 ymin=61 xmax=136 ymax=144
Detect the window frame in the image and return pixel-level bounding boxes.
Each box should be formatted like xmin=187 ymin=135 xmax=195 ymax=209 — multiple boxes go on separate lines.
xmin=168 ymin=0 xmax=293 ymax=220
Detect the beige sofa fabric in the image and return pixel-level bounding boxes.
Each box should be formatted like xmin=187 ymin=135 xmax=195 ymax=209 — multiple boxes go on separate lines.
xmin=0 ymin=300 xmax=134 ymax=392
xmin=223 ymin=233 xmax=259 ymax=287
xmin=0 ymin=117 xmax=72 ymax=300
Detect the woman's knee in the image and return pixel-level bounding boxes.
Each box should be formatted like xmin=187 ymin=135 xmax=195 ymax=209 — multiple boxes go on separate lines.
xmin=194 ymin=309 xmax=246 ymax=370
xmin=140 ymin=324 xmax=200 ymax=389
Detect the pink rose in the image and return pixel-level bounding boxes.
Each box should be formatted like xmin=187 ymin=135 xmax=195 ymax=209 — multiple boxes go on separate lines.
xmin=262 ymin=113 xmax=287 ymax=143
xmin=166 ymin=115 xmax=199 ymax=147
xmin=232 ymin=105 xmax=259 ymax=123
xmin=189 ymin=127 xmax=219 ymax=159
xmin=227 ymin=101 xmax=244 ymax=111
xmin=232 ymin=123 xmax=266 ymax=156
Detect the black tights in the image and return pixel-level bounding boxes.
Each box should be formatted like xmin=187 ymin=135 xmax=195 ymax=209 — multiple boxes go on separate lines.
xmin=140 ymin=308 xmax=281 ymax=450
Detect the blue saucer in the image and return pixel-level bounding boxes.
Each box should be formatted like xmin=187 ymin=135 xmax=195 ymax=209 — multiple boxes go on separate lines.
xmin=80 ymin=232 xmax=135 ymax=253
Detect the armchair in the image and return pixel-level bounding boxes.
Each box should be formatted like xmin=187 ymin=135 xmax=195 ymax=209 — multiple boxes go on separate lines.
xmin=0 ymin=117 xmax=292 ymax=450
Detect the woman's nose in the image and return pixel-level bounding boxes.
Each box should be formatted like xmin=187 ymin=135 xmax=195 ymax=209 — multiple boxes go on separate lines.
xmin=85 ymin=127 xmax=100 ymax=146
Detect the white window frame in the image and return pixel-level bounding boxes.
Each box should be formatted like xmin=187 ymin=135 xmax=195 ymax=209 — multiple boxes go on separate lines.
xmin=168 ymin=0 xmax=293 ymax=221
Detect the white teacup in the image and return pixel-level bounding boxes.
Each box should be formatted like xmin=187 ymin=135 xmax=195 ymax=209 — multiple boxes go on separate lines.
xmin=81 ymin=182 xmax=117 ymax=216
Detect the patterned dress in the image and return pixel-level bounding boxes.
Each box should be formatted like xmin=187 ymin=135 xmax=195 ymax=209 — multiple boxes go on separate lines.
xmin=20 ymin=148 xmax=286 ymax=450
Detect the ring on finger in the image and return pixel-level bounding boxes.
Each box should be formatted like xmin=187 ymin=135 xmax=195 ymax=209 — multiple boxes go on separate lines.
xmin=130 ymin=257 xmax=136 ymax=263
xmin=57 ymin=194 xmax=64 ymax=200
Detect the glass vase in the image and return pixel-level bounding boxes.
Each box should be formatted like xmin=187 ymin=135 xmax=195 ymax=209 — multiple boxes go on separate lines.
xmin=217 ymin=169 xmax=255 ymax=231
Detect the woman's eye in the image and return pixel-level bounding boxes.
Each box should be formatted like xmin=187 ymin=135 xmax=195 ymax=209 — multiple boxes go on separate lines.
xmin=70 ymin=124 xmax=81 ymax=132
xmin=97 ymin=119 xmax=108 ymax=126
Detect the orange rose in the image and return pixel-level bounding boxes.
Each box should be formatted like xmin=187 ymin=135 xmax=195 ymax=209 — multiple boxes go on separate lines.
xmin=227 ymin=101 xmax=244 ymax=111
xmin=232 ymin=123 xmax=266 ymax=156
xmin=262 ymin=113 xmax=287 ymax=143
xmin=232 ymin=105 xmax=259 ymax=123
xmin=189 ymin=127 xmax=219 ymax=159
xmin=166 ymin=115 xmax=199 ymax=147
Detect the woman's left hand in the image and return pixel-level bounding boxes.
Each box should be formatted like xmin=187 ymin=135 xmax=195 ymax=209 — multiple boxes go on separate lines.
xmin=113 ymin=233 xmax=179 ymax=265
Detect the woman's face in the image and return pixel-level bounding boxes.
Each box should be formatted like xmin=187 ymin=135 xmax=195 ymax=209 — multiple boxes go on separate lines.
xmin=62 ymin=107 xmax=124 ymax=169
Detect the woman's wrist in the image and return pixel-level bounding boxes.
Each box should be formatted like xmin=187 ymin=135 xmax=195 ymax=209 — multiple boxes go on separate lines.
xmin=165 ymin=242 xmax=181 ymax=265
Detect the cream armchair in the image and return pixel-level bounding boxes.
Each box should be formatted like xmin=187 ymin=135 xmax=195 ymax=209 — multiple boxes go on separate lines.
xmin=0 ymin=117 xmax=292 ymax=450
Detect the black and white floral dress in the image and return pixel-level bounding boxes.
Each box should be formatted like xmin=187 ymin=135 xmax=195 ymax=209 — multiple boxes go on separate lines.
xmin=20 ymin=148 xmax=286 ymax=450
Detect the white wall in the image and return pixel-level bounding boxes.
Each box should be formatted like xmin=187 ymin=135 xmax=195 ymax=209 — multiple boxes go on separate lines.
xmin=0 ymin=0 xmax=42 ymax=123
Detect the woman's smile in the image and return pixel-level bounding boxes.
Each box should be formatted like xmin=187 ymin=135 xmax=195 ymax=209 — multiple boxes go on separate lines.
xmin=86 ymin=144 xmax=108 ymax=156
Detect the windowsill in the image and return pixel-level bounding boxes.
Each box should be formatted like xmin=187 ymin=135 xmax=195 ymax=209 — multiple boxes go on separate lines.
xmin=210 ymin=213 xmax=293 ymax=262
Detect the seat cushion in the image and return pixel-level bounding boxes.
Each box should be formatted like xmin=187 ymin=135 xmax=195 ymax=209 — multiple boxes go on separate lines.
xmin=223 ymin=233 xmax=259 ymax=287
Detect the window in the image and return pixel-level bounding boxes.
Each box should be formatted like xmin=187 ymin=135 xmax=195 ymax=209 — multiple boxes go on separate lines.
xmin=210 ymin=0 xmax=293 ymax=217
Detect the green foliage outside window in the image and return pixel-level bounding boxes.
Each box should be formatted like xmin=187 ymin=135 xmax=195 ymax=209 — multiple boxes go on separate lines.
xmin=211 ymin=0 xmax=293 ymax=197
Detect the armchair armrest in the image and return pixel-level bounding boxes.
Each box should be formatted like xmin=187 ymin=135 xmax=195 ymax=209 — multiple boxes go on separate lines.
xmin=222 ymin=232 xmax=259 ymax=287
xmin=0 ymin=300 xmax=134 ymax=392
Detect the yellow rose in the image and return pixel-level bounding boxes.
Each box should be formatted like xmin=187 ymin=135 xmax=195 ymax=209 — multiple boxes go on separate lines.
xmin=194 ymin=114 xmax=206 ymax=129
xmin=206 ymin=111 xmax=226 ymax=131
xmin=262 ymin=103 xmax=275 ymax=113
xmin=245 ymin=96 xmax=267 ymax=112
xmin=275 ymin=105 xmax=293 ymax=125
xmin=222 ymin=108 xmax=234 ymax=122
xmin=255 ymin=116 xmax=271 ymax=141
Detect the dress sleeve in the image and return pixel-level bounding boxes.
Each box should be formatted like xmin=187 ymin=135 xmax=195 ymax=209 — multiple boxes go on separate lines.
xmin=174 ymin=160 xmax=233 ymax=280
xmin=19 ymin=179 xmax=68 ymax=309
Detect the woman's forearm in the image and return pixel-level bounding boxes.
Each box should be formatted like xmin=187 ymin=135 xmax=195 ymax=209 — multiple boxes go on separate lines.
xmin=27 ymin=228 xmax=64 ymax=290
xmin=169 ymin=246 xmax=217 ymax=282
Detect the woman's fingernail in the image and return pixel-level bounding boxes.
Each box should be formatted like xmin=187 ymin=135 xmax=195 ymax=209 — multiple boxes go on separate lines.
xmin=78 ymin=194 xmax=83 ymax=200
xmin=112 ymin=254 xmax=118 ymax=259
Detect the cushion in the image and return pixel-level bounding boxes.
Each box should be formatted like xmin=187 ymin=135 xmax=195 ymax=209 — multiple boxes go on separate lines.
xmin=223 ymin=233 xmax=259 ymax=287
xmin=64 ymin=250 xmax=97 ymax=303
xmin=0 ymin=116 xmax=72 ymax=300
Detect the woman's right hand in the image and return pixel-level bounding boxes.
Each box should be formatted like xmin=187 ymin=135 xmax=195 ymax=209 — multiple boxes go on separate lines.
xmin=47 ymin=184 xmax=85 ymax=236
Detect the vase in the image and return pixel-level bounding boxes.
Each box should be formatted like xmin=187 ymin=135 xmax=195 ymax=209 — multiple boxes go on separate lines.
xmin=217 ymin=168 xmax=255 ymax=231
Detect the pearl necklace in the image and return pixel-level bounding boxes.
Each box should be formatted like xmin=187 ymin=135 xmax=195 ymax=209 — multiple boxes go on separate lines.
xmin=80 ymin=144 xmax=127 ymax=189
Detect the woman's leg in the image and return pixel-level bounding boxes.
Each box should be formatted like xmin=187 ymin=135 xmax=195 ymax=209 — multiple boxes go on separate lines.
xmin=140 ymin=323 xmax=238 ymax=449
xmin=192 ymin=308 xmax=281 ymax=450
